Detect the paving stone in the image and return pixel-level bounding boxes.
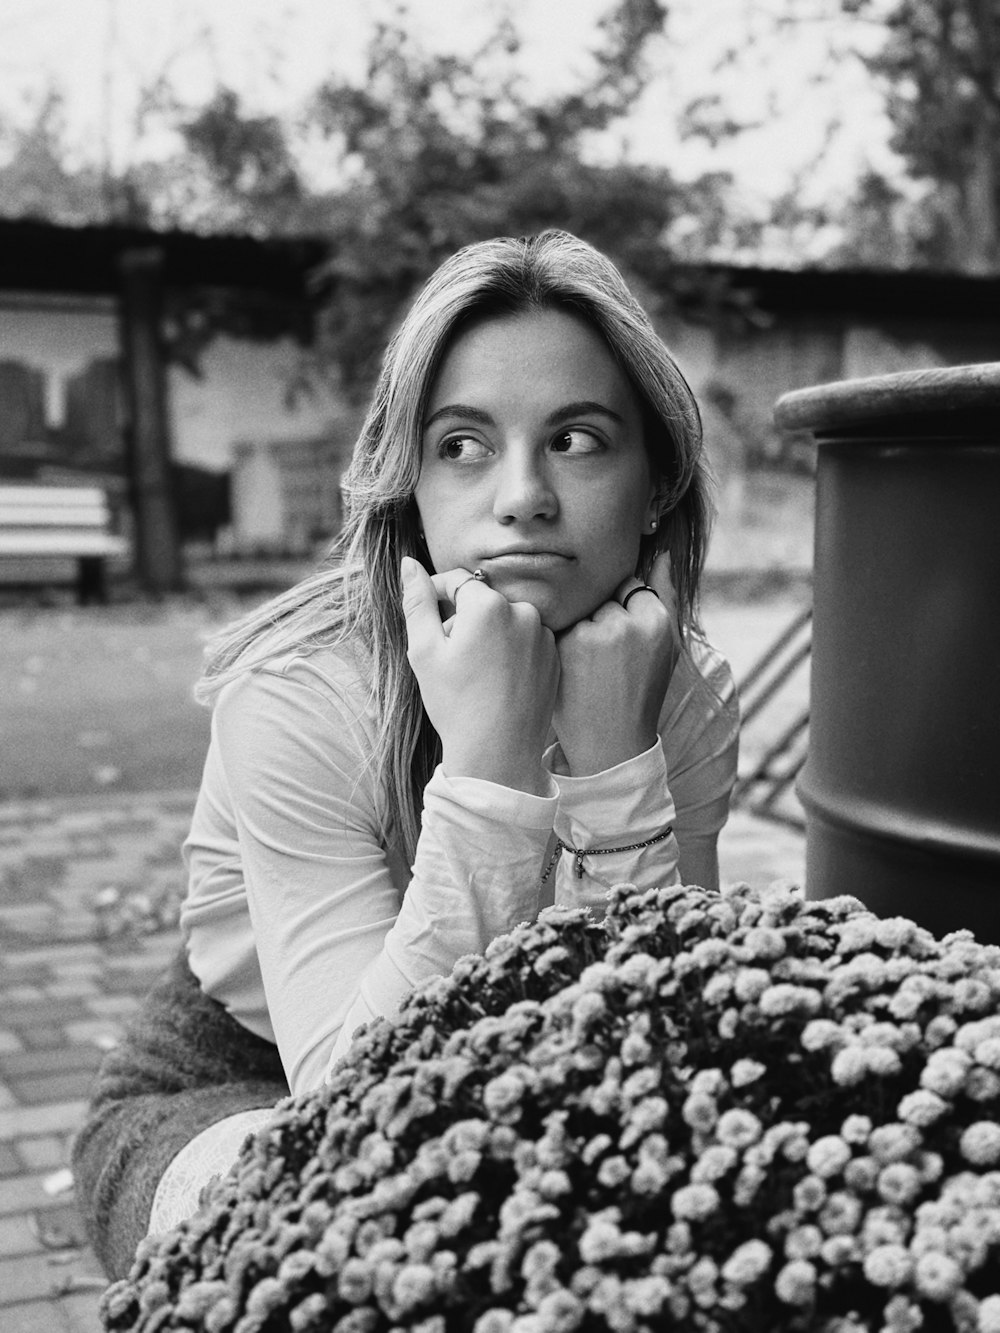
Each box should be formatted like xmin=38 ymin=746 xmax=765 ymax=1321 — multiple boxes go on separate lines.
xmin=0 ymin=962 xmax=49 ymax=985
xmin=10 ymin=1072 xmax=100 ymax=1107
xmin=16 ymin=1136 xmax=70 ymax=1172
xmin=0 ymin=1141 xmax=23 ymax=1177
xmin=0 ymin=1212 xmax=43 ymax=1258
xmin=46 ymin=960 xmax=102 ymax=980
xmin=4 ymin=855 xmax=66 ymax=890
xmin=6 ymin=999 xmax=93 ymax=1026
xmin=17 ymin=1026 xmax=67 ymax=1052
xmin=69 ymin=842 xmax=115 ymax=860
xmin=0 ymin=907 xmax=55 ymax=936
xmin=62 ymin=1022 xmax=120 ymax=1050
xmin=45 ymin=981 xmax=100 ymax=1001
xmin=0 ymin=1174 xmax=52 ymax=1216
xmin=0 ymin=1252 xmax=67 ymax=1303
xmin=85 ymin=996 xmax=141 ymax=1018
xmin=26 ymin=1201 xmax=89 ymax=1252
xmin=3 ymin=1296 xmax=85 ymax=1332
xmin=59 ymin=1293 xmax=107 ymax=1333
xmin=54 ymin=1291 xmax=107 ymax=1333
xmin=3 ymin=987 xmax=46 ymax=1005
xmin=0 ymin=1031 xmax=25 ymax=1055
xmin=0 ymin=1101 xmax=88 ymax=1143
xmin=98 ymin=969 xmax=159 ymax=996
xmin=4 ymin=944 xmax=101 ymax=970
xmin=0 ymin=1048 xmax=103 ymax=1081
xmin=51 ymin=920 xmax=101 ymax=944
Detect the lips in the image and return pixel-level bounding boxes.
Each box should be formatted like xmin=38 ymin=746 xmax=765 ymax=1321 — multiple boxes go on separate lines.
xmin=481 ymin=546 xmax=574 ymax=560
xmin=482 ymin=549 xmax=570 ymax=565
xmin=480 ymin=550 xmax=573 ymax=572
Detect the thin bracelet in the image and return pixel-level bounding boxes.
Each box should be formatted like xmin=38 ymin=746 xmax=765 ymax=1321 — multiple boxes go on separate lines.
xmin=540 ymin=824 xmax=674 ymax=883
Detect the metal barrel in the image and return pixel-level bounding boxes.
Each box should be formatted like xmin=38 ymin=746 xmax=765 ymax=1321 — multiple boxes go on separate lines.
xmin=774 ymin=364 xmax=1000 ymax=944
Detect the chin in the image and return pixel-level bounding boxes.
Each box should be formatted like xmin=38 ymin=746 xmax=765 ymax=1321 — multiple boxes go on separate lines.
xmin=492 ymin=582 xmax=566 ymax=631
xmin=487 ymin=573 xmax=604 ymax=633
xmin=537 ymin=596 xmax=593 ymax=634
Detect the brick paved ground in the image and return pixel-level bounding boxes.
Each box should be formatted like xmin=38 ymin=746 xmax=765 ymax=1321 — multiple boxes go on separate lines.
xmin=0 ymin=789 xmax=803 ymax=1332
xmin=0 ymin=793 xmax=195 ymax=1333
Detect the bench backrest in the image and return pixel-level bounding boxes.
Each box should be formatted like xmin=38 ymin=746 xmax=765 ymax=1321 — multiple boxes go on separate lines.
xmin=0 ymin=484 xmax=129 ymax=557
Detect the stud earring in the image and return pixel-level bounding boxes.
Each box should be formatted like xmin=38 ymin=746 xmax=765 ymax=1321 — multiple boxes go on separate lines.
xmin=649 ymin=518 xmax=658 ymax=532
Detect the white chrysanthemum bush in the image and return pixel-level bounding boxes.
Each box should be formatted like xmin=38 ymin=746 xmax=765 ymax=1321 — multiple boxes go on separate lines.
xmin=102 ymin=883 xmax=1000 ymax=1333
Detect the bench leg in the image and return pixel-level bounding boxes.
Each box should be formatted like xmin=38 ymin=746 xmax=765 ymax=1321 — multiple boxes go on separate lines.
xmin=77 ymin=557 xmax=108 ymax=606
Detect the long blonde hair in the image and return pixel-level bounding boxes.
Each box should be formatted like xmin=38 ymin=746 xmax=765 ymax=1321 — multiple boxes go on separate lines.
xmin=197 ymin=230 xmax=712 ymax=863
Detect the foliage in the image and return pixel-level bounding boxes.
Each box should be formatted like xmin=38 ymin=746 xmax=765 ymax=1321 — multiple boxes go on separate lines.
xmin=302 ymin=1 xmax=715 ymax=399
xmin=0 ymin=91 xmax=112 ymax=226
xmin=102 ymin=880 xmax=1000 ymax=1332
xmin=835 ymin=0 xmax=1000 ymax=270
xmin=141 ymin=87 xmax=330 ymax=238
xmin=1 ymin=1 xmax=760 ymax=398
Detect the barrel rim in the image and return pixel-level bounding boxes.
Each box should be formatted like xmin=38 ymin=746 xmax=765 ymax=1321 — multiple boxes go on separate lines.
xmin=774 ymin=362 xmax=1000 ymax=433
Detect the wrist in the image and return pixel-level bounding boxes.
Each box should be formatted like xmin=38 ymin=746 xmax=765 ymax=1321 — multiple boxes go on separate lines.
xmin=557 ymin=731 xmax=658 ymax=778
xmin=442 ymin=751 xmax=549 ymax=797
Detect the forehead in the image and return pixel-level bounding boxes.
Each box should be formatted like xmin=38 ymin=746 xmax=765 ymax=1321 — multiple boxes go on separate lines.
xmin=427 ymin=308 xmax=638 ymax=416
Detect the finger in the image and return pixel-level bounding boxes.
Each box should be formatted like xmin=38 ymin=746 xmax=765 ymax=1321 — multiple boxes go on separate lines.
xmin=646 ymin=550 xmax=679 ymax=619
xmin=613 ymin=576 xmax=662 ymax=618
xmin=429 ymin=567 xmax=493 ymax=613
xmin=400 ymin=557 xmax=447 ymax=657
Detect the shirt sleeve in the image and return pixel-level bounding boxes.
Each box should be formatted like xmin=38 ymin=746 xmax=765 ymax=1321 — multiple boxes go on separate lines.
xmin=544 ymin=636 xmax=740 ymax=912
xmin=545 ymin=739 xmax=681 ymax=915
xmin=210 ymin=666 xmax=556 ymax=1095
xmin=666 ymin=637 xmax=741 ymax=888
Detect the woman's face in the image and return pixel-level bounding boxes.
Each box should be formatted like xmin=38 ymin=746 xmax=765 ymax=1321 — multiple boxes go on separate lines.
xmin=414 ymin=308 xmax=659 ymax=632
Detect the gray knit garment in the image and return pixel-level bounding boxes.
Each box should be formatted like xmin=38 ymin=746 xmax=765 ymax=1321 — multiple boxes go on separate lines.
xmin=71 ymin=946 xmax=288 ymax=1279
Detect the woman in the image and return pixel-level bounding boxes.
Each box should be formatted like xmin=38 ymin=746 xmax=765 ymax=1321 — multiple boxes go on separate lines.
xmin=73 ymin=230 xmax=739 ymax=1278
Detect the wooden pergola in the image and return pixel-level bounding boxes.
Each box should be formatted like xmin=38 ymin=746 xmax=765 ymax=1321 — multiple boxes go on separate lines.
xmin=0 ymin=218 xmax=327 ymax=593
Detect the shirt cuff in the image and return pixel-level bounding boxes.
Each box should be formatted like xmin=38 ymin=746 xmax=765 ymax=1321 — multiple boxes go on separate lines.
xmin=430 ymin=765 xmax=559 ymax=826
xmin=545 ymin=739 xmax=671 ymax=841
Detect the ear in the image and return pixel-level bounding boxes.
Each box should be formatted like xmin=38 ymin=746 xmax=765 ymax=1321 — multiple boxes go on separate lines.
xmin=643 ymin=489 xmax=662 ymax=534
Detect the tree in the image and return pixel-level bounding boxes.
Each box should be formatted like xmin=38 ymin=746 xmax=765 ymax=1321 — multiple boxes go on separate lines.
xmin=299 ymin=0 xmax=745 ymax=398
xmin=0 ymin=1 xmax=767 ymax=394
xmin=138 ymin=86 xmax=324 ymax=236
xmin=0 ymin=91 xmax=108 ymax=225
xmin=840 ymin=0 xmax=1000 ymax=271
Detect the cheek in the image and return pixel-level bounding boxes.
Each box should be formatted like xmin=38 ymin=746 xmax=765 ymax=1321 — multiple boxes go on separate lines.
xmin=413 ymin=481 xmax=468 ymax=567
xmin=592 ymin=479 xmax=651 ymax=551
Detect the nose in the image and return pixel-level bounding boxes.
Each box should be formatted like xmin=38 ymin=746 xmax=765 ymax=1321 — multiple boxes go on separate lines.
xmin=492 ymin=444 xmax=558 ymax=524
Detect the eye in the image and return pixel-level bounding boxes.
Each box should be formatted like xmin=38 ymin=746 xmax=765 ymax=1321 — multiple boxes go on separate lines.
xmin=550 ymin=428 xmax=603 ymax=455
xmin=437 ymin=435 xmax=491 ymax=462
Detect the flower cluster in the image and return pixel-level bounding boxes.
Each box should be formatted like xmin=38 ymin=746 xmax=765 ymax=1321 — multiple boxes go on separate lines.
xmin=101 ymin=882 xmax=1000 ymax=1332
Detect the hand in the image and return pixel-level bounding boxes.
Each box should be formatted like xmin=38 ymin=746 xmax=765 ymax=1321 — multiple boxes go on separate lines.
xmin=552 ymin=551 xmax=680 ymax=776
xmin=401 ymin=557 xmax=560 ymax=796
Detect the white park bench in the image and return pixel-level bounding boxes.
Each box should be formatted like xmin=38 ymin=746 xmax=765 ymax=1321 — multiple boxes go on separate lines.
xmin=0 ymin=483 xmax=130 ymax=604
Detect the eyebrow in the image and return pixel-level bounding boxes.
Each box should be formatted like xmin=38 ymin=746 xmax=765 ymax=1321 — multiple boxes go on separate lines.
xmin=423 ymin=399 xmax=626 ymax=430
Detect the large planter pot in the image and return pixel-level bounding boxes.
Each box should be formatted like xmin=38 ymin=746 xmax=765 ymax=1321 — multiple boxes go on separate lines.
xmin=774 ymin=363 xmax=1000 ymax=943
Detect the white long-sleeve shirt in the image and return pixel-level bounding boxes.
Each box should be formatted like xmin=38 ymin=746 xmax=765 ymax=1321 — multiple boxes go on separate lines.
xmin=180 ymin=630 xmax=739 ymax=1095
xmin=149 ymin=630 xmax=738 ymax=1234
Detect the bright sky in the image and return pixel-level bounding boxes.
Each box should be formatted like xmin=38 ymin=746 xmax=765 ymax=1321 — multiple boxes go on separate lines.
xmin=0 ymin=0 xmax=900 ymax=238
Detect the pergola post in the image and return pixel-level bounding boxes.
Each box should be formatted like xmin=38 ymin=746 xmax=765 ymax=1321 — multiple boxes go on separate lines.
xmin=118 ymin=247 xmax=184 ymax=593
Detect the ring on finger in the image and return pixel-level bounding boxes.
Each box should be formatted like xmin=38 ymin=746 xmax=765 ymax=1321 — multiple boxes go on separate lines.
xmin=454 ymin=568 xmax=489 ymax=601
xmin=621 ymin=583 xmax=660 ymax=612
